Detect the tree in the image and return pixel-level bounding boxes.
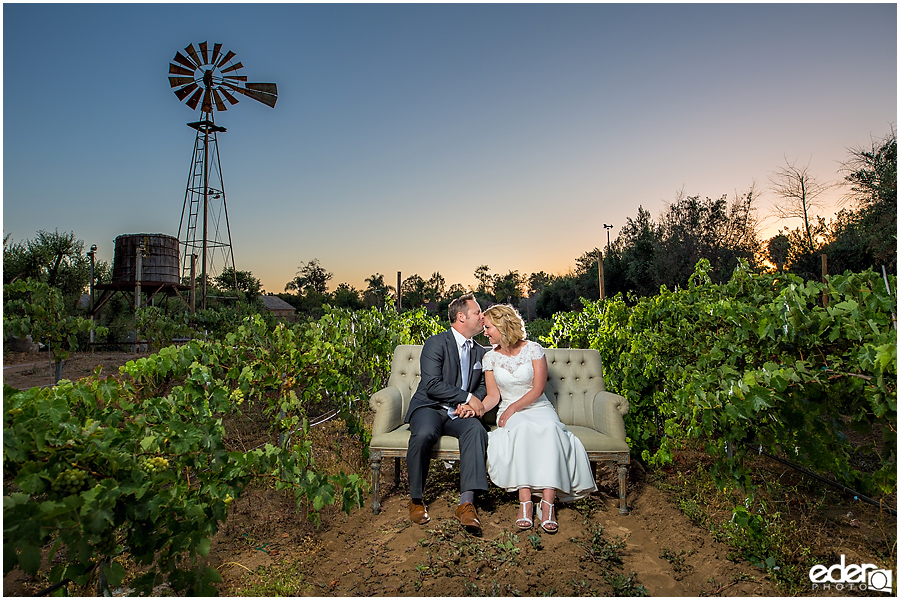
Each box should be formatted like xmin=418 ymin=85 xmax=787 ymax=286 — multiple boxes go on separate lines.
xmin=426 ymin=272 xmax=446 ymax=303
xmin=214 ymin=267 xmax=262 ymax=299
xmin=473 ymin=265 xmax=492 ymax=295
xmin=527 ymin=271 xmax=555 ymax=297
xmin=446 ymin=283 xmax=467 ymax=300
xmin=839 ymin=127 xmax=897 ymax=270
xmin=767 ymin=234 xmax=790 ymax=272
xmin=842 ymin=127 xmax=897 ymax=212
xmin=400 ymin=274 xmax=427 ymax=309
xmin=535 ymin=276 xmax=579 ymax=318
xmin=656 ymin=188 xmax=761 ymax=286
xmin=781 ymin=217 xmax=830 ymax=280
xmin=616 ymin=205 xmax=661 ymax=297
xmin=4 ymin=279 xmax=98 ymax=383
xmin=364 ymin=273 xmax=394 ymax=309
xmin=331 ymin=283 xmax=364 ymax=310
xmin=3 ymin=230 xmax=98 ymax=309
xmin=492 ymin=270 xmax=524 ymax=305
xmin=769 ymin=158 xmax=832 ymax=252
xmin=285 ymin=258 xmax=333 ymax=295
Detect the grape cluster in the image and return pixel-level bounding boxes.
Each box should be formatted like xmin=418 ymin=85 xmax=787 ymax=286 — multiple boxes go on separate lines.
xmin=224 ymin=493 xmax=234 ymax=507
xmin=142 ymin=456 xmax=169 ymax=475
xmin=52 ymin=468 xmax=88 ymax=495
xmin=93 ymin=530 xmax=118 ymax=555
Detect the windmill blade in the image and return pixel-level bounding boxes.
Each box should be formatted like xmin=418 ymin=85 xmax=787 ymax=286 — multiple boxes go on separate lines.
xmin=174 ymin=82 xmax=198 ymax=101
xmin=201 ymin=87 xmax=213 ymax=113
xmin=218 ymin=86 xmax=239 ymax=105
xmin=212 ymin=88 xmax=228 ymax=112
xmin=169 ymin=43 xmax=277 ymax=114
xmin=216 ymin=50 xmax=236 ymax=69
xmin=169 ymin=76 xmax=195 ymax=89
xmin=173 ymin=51 xmax=197 ymax=71
xmin=185 ymin=87 xmax=203 ymax=110
xmin=221 ymin=62 xmax=244 ymax=75
xmin=210 ymin=43 xmax=222 ymax=66
xmin=184 ymin=43 xmax=203 ymax=68
xmin=169 ymin=63 xmax=194 ymax=77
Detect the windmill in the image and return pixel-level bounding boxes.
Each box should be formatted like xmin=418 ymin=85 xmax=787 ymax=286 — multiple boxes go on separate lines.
xmin=168 ymin=42 xmax=277 ymax=308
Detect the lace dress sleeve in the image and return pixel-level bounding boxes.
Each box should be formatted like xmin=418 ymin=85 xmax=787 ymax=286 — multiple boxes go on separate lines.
xmin=527 ymin=341 xmax=545 ymax=360
xmin=483 ymin=350 xmax=495 ymax=371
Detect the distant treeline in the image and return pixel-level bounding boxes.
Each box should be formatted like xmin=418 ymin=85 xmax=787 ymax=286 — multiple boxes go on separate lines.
xmin=4 ymin=129 xmax=894 ymax=329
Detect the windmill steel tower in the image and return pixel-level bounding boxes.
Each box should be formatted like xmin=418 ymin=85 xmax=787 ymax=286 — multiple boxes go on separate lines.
xmin=168 ymin=42 xmax=277 ymax=308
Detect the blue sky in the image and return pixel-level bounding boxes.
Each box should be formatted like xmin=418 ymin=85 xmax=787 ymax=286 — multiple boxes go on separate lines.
xmin=3 ymin=3 xmax=896 ymax=294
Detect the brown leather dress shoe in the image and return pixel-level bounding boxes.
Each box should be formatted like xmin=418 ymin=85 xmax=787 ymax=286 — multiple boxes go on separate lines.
xmin=454 ymin=502 xmax=482 ymax=535
xmin=409 ymin=501 xmax=430 ymax=525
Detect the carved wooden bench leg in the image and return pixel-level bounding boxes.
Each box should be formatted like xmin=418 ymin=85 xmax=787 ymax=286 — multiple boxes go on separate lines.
xmin=617 ymin=460 xmax=629 ymax=515
xmin=370 ymin=452 xmax=383 ymax=514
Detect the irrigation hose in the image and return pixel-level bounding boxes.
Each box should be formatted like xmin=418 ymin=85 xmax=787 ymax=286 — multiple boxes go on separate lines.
xmin=742 ymin=441 xmax=897 ymax=516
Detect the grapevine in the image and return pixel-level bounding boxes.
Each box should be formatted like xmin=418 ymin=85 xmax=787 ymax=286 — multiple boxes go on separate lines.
xmin=3 ymin=305 xmax=443 ymax=595
xmin=544 ymin=262 xmax=897 ymax=498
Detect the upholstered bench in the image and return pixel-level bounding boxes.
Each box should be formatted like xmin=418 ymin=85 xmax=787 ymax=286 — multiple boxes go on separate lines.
xmin=368 ymin=344 xmax=631 ymax=515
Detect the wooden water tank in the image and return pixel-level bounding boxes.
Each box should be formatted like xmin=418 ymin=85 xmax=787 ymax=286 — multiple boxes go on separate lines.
xmin=112 ymin=234 xmax=180 ymax=284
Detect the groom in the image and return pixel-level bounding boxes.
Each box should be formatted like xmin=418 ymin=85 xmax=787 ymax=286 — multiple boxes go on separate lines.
xmin=405 ymin=293 xmax=488 ymax=534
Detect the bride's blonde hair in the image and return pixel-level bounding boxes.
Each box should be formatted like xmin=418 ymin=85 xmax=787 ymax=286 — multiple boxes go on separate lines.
xmin=484 ymin=304 xmax=527 ymax=347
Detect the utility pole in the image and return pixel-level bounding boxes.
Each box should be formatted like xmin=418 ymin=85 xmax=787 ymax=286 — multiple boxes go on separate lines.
xmin=88 ymin=244 xmax=97 ymax=347
xmin=598 ymin=250 xmax=605 ymax=300
xmin=602 ymin=224 xmax=613 ymax=300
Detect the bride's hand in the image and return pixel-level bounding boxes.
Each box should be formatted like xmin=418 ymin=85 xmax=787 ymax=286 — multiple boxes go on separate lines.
xmin=498 ymin=408 xmax=513 ymax=427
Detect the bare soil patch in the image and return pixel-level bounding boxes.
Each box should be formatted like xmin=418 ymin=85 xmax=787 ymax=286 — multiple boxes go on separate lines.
xmin=3 ymin=350 xmax=144 ymax=390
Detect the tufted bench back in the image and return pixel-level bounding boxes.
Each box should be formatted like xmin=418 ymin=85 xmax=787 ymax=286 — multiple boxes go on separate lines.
xmin=384 ymin=344 xmax=607 ymax=426
xmin=385 ymin=345 xmax=425 ymax=420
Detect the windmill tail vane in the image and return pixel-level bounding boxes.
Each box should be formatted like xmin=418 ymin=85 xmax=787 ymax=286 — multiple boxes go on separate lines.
xmin=168 ymin=42 xmax=277 ymax=113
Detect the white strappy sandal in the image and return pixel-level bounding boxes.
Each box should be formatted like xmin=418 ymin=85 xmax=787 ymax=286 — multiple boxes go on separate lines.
xmin=537 ymin=499 xmax=558 ymax=533
xmin=516 ymin=500 xmax=534 ymax=530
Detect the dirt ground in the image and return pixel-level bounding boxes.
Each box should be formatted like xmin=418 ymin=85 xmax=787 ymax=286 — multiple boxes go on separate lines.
xmin=205 ymin=468 xmax=778 ymax=597
xmin=2 ymin=350 xmax=141 ymax=390
xmin=3 ymin=351 xmax=891 ymax=596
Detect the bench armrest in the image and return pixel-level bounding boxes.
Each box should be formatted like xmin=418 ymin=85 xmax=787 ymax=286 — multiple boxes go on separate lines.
xmin=589 ymin=391 xmax=629 ymax=442
xmin=369 ymin=386 xmax=404 ymax=436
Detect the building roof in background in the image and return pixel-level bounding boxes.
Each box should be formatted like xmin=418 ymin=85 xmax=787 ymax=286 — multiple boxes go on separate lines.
xmin=262 ymin=296 xmax=296 ymax=312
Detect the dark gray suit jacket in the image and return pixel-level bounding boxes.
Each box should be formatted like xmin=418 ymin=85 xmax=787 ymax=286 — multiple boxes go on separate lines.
xmin=404 ymin=329 xmax=487 ymax=423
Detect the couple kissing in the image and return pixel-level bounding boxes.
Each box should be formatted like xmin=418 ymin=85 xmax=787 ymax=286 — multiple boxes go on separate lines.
xmin=404 ymin=293 xmax=596 ymax=535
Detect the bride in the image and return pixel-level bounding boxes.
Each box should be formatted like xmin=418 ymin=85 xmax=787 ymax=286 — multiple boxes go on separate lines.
xmin=473 ymin=304 xmax=597 ymax=533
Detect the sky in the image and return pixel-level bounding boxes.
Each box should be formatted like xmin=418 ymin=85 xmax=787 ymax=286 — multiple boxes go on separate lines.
xmin=3 ymin=2 xmax=897 ymax=294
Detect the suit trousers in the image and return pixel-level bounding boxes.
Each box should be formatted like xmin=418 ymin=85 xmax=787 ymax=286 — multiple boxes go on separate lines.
xmin=407 ymin=406 xmax=489 ymax=499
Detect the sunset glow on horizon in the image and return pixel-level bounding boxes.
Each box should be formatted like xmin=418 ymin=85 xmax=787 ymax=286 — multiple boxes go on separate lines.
xmin=3 ymin=3 xmax=895 ymax=295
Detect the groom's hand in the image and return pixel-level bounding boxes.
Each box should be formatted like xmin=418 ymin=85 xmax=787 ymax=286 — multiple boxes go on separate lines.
xmin=467 ymin=396 xmax=485 ymax=418
xmin=455 ymin=404 xmax=475 ymax=418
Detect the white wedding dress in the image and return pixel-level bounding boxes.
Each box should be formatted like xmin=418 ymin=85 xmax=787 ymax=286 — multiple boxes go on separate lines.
xmin=485 ymin=341 xmax=597 ymax=502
